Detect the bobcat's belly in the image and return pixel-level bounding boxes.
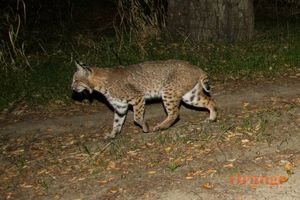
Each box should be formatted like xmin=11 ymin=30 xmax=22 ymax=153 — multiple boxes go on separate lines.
xmin=144 ymin=90 xmax=162 ymax=100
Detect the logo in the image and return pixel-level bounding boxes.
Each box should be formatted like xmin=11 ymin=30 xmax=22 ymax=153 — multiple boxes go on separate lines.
xmin=229 ymin=173 xmax=288 ymax=188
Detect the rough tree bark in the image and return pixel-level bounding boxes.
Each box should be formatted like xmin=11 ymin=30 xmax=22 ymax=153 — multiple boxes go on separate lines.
xmin=167 ymin=0 xmax=254 ymax=42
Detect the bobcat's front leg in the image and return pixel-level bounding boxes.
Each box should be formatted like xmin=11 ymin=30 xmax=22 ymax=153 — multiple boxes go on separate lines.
xmin=105 ymin=112 xmax=127 ymax=139
xmin=105 ymin=102 xmax=128 ymax=139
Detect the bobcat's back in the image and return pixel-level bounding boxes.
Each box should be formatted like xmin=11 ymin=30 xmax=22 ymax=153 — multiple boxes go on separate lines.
xmin=90 ymin=60 xmax=209 ymax=99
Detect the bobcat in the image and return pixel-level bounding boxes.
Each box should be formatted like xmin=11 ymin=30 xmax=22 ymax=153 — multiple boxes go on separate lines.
xmin=71 ymin=60 xmax=217 ymax=139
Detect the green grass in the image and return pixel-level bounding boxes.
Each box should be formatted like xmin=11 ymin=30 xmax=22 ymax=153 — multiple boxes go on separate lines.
xmin=1 ymin=20 xmax=300 ymax=110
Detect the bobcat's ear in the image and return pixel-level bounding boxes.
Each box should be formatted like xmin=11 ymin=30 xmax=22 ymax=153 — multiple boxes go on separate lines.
xmin=75 ymin=60 xmax=92 ymax=77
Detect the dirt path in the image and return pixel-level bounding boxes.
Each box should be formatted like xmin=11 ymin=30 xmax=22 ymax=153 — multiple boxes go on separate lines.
xmin=1 ymin=77 xmax=299 ymax=136
xmin=0 ymin=76 xmax=299 ymax=200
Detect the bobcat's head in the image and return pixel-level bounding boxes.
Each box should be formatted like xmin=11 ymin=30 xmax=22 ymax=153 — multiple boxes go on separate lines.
xmin=71 ymin=61 xmax=94 ymax=93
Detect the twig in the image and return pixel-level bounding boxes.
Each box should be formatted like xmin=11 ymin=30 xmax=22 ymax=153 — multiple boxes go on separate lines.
xmin=99 ymin=141 xmax=113 ymax=155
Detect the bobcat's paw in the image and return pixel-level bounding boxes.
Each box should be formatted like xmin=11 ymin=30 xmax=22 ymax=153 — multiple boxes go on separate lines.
xmin=152 ymin=125 xmax=165 ymax=132
xmin=152 ymin=126 xmax=160 ymax=132
xmin=204 ymin=118 xmax=216 ymax=123
xmin=104 ymin=132 xmax=116 ymax=139
xmin=142 ymin=122 xmax=149 ymax=133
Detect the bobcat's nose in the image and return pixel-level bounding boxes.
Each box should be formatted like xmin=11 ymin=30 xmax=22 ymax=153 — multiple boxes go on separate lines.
xmin=71 ymin=85 xmax=79 ymax=92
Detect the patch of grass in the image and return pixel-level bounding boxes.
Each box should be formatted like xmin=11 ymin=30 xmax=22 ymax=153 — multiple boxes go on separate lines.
xmin=1 ymin=19 xmax=300 ymax=110
xmin=167 ymin=161 xmax=181 ymax=172
xmin=39 ymin=179 xmax=49 ymax=192
xmin=228 ymin=166 xmax=240 ymax=176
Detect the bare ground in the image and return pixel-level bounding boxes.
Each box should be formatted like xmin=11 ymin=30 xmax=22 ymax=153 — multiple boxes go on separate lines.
xmin=0 ymin=74 xmax=300 ymax=200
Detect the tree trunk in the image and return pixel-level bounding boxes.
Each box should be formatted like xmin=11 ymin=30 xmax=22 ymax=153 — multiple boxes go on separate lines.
xmin=167 ymin=0 xmax=254 ymax=42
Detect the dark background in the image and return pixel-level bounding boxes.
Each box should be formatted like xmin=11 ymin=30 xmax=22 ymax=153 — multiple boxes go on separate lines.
xmin=0 ymin=0 xmax=299 ymax=109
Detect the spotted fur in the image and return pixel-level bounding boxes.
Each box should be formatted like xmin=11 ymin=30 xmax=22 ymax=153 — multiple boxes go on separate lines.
xmin=71 ymin=60 xmax=217 ymax=139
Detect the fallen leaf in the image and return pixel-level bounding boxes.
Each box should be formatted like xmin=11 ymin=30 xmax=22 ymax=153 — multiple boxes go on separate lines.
xmin=107 ymin=161 xmax=119 ymax=170
xmin=186 ymin=156 xmax=193 ymax=161
xmin=241 ymin=139 xmax=249 ymax=144
xmin=223 ymin=163 xmax=234 ymax=168
xmin=264 ymin=163 xmax=273 ymax=168
xmin=284 ymin=162 xmax=293 ymax=171
xmin=185 ymin=176 xmax=194 ymax=180
xmin=127 ymin=150 xmax=138 ymax=156
xmin=227 ymin=158 xmax=236 ymax=162
xmin=279 ymin=160 xmax=289 ymax=165
xmin=206 ymin=169 xmax=217 ymax=175
xmin=284 ymin=162 xmax=293 ymax=176
xmin=243 ymin=102 xmax=250 ymax=107
xmin=254 ymin=122 xmax=261 ymax=131
xmin=20 ymin=183 xmax=33 ymax=188
xmin=148 ymin=170 xmax=157 ymax=175
xmin=165 ymin=147 xmax=172 ymax=153
xmin=202 ymin=182 xmax=215 ymax=189
xmin=98 ymin=180 xmax=108 ymax=185
xmin=108 ymin=187 xmax=119 ymax=194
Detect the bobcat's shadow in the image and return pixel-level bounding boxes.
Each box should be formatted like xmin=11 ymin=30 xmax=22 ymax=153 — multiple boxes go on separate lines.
xmin=71 ymin=90 xmax=131 ymax=113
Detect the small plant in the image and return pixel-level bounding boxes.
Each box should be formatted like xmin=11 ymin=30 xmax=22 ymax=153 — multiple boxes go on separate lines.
xmin=1 ymin=0 xmax=30 ymax=71
xmin=114 ymin=0 xmax=166 ymax=56
xmin=39 ymin=179 xmax=49 ymax=192
xmin=167 ymin=161 xmax=180 ymax=172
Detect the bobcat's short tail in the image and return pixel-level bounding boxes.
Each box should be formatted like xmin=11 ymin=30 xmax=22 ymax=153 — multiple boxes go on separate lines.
xmin=200 ymin=76 xmax=211 ymax=93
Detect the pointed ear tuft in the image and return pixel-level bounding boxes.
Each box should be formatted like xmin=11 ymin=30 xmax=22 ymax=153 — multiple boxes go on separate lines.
xmin=75 ymin=60 xmax=93 ymax=77
xmin=75 ymin=60 xmax=84 ymax=71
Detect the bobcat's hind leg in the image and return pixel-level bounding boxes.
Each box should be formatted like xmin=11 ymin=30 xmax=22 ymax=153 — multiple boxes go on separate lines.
xmin=203 ymin=97 xmax=217 ymax=122
xmin=133 ymin=97 xmax=149 ymax=133
xmin=153 ymin=90 xmax=181 ymax=131
xmin=182 ymin=88 xmax=217 ymax=122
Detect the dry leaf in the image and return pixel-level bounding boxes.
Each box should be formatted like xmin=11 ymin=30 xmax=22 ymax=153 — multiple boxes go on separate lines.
xmin=264 ymin=163 xmax=273 ymax=168
xmin=98 ymin=180 xmax=108 ymax=185
xmin=206 ymin=169 xmax=217 ymax=175
xmin=243 ymin=102 xmax=250 ymax=107
xmin=185 ymin=176 xmax=194 ymax=180
xmin=284 ymin=162 xmax=293 ymax=176
xmin=279 ymin=160 xmax=288 ymax=165
xmin=20 ymin=183 xmax=33 ymax=188
xmin=186 ymin=156 xmax=193 ymax=161
xmin=107 ymin=161 xmax=120 ymax=170
xmin=187 ymin=170 xmax=203 ymax=177
xmin=127 ymin=150 xmax=138 ymax=156
xmin=165 ymin=147 xmax=172 ymax=153
xmin=241 ymin=139 xmax=249 ymax=144
xmin=284 ymin=162 xmax=293 ymax=171
xmin=254 ymin=122 xmax=261 ymax=131
xmin=148 ymin=170 xmax=157 ymax=175
xmin=108 ymin=187 xmax=119 ymax=194
xmin=227 ymin=158 xmax=236 ymax=162
xmin=202 ymin=182 xmax=214 ymax=189
xmin=223 ymin=163 xmax=234 ymax=168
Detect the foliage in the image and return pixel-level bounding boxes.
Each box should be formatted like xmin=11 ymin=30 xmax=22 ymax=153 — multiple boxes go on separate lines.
xmin=0 ymin=1 xmax=300 ymax=110
xmin=114 ymin=0 xmax=167 ymax=56
xmin=0 ymin=0 xmax=29 ymax=70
